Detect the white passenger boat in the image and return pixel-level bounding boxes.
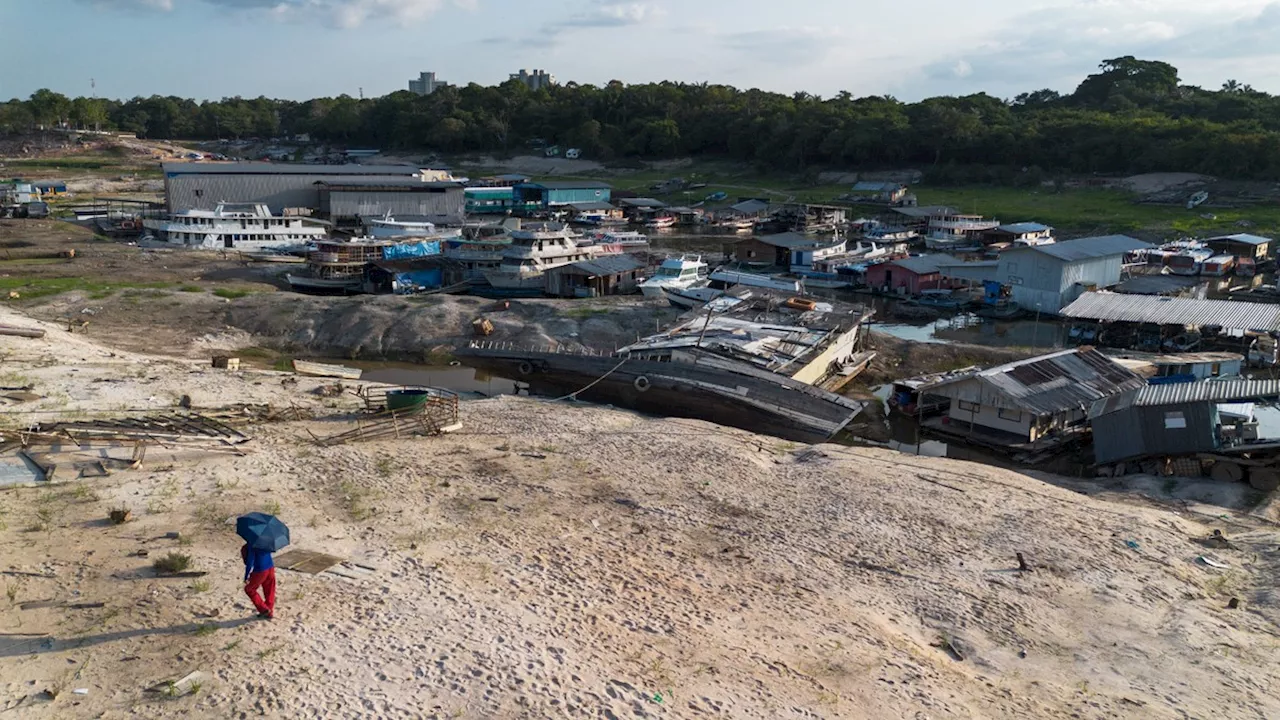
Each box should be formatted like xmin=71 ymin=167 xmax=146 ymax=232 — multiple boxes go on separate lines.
xmin=140 ymin=202 xmax=327 ymax=251
xmin=365 ymin=213 xmax=462 ymax=240
xmin=483 ymin=224 xmax=621 ymax=290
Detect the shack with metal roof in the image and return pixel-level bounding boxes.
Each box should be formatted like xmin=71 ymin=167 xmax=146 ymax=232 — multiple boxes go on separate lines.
xmin=1089 ymin=379 xmax=1280 ymax=465
xmin=544 ymin=255 xmax=644 ymax=298
xmin=995 ymin=235 xmax=1153 ymax=314
xmin=863 ymin=256 xmax=945 ymax=295
xmin=919 ymin=348 xmax=1146 ymax=451
xmin=985 ymin=222 xmax=1054 ymax=244
xmin=1061 ymin=293 xmax=1280 ymax=333
xmin=1206 ymin=233 xmax=1273 ymax=261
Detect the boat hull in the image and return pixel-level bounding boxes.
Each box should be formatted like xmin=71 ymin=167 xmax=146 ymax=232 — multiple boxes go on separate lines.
xmin=456 ymin=346 xmax=865 ymax=444
xmin=286 ymin=273 xmax=363 ymax=294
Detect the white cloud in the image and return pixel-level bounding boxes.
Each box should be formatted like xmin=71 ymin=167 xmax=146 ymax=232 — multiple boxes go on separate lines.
xmin=81 ymin=0 xmax=462 ymax=27
xmin=951 ymin=60 xmax=973 ymax=78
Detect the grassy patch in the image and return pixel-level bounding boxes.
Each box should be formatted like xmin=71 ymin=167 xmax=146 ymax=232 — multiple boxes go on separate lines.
xmin=0 ymin=276 xmax=173 ymax=301
xmin=913 ymin=186 xmax=1280 ymax=237
xmin=213 ymin=287 xmax=253 ymax=300
xmin=153 ymin=552 xmax=192 ymax=574
xmin=178 ymin=285 xmax=204 ymax=293
xmin=193 ymin=623 xmax=218 ymax=637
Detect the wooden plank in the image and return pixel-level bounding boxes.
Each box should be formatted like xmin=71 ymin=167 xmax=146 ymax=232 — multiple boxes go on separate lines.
xmin=274 ymin=549 xmax=345 ymax=575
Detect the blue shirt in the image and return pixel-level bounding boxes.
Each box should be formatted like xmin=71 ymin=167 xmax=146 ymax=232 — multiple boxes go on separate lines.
xmin=242 ymin=546 xmax=275 ymax=579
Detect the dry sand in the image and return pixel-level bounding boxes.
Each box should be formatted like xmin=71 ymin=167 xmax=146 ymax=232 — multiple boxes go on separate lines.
xmin=3 ymin=306 xmax=1280 ymax=719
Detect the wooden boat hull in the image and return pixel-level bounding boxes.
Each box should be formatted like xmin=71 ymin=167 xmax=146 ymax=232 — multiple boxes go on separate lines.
xmin=292 ymin=360 xmax=363 ymax=380
xmin=456 ymin=345 xmax=865 ymax=444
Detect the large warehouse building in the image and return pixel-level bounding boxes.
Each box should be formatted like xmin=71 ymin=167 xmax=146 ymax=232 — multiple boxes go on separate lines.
xmin=317 ymin=179 xmax=466 ymax=225
xmin=162 ymin=162 xmax=451 ymax=213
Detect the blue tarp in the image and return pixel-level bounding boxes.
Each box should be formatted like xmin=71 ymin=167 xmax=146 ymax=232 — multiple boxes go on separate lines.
xmin=382 ymin=240 xmax=441 ymax=260
xmin=393 ymin=268 xmax=444 ymax=293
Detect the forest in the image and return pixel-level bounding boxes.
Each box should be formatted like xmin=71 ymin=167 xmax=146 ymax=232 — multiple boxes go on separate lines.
xmin=5 ymin=57 xmax=1280 ymax=179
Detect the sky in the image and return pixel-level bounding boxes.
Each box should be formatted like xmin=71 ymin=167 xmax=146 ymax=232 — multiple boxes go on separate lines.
xmin=5 ymin=0 xmax=1280 ymax=102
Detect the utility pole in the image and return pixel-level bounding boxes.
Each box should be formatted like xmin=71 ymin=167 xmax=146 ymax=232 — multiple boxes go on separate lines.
xmin=359 ymin=87 xmax=364 ymax=100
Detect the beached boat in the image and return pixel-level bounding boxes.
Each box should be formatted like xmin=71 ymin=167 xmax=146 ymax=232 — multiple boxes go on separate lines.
xmin=141 ymin=202 xmax=326 ymax=251
xmin=483 ymin=224 xmax=620 ymax=292
xmin=639 ymin=255 xmax=710 ymax=298
xmin=923 ymin=211 xmax=998 ymax=251
xmin=1187 ymin=191 xmax=1209 ymax=210
xmin=708 ymin=269 xmax=804 ymax=294
xmin=366 ymin=213 xmax=462 ymax=240
xmin=595 ymin=230 xmax=650 ymax=248
xmin=241 ymin=250 xmax=306 ymax=263
xmin=292 ymin=359 xmax=363 ymax=380
xmin=663 ymin=285 xmax=725 ymax=310
xmin=457 ymin=295 xmax=873 ymax=443
xmin=1201 ymin=255 xmax=1235 ymax=277
xmin=1167 ymin=247 xmax=1213 ymax=276
xmin=646 ymin=215 xmax=677 ymax=229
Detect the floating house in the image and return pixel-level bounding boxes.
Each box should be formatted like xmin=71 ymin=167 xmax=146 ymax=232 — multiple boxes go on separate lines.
xmin=1090 ymin=379 xmax=1280 ymax=464
xmin=544 ymin=255 xmax=645 ymax=298
xmin=513 ymin=180 xmax=612 ymax=209
xmin=996 ymin=235 xmax=1152 ymax=314
xmin=919 ymin=348 xmax=1146 ymax=450
xmin=850 ymin=181 xmax=908 ymax=204
xmin=863 ymin=256 xmax=945 ymax=295
xmin=732 ymin=232 xmax=823 ymax=267
xmin=986 ymin=222 xmax=1054 ymax=245
xmin=1105 ymin=351 xmax=1245 ymax=384
xmin=1205 ymin=233 xmax=1273 ymax=261
xmin=464 ymin=186 xmax=518 ymax=215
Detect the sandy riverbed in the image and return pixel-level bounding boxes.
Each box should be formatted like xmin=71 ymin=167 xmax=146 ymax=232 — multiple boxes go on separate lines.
xmin=2 ymin=307 xmax=1280 ymax=719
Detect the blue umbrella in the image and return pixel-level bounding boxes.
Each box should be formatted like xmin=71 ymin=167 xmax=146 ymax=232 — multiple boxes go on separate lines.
xmin=236 ymin=512 xmax=290 ymax=552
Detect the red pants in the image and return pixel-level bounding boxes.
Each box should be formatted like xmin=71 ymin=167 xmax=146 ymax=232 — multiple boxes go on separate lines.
xmin=244 ymin=568 xmax=276 ymax=615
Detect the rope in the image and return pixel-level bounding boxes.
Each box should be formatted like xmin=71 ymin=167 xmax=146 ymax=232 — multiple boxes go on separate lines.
xmin=548 ymin=356 xmax=630 ymax=401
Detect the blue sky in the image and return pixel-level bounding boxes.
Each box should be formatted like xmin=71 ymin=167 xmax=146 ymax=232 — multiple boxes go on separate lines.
xmin=6 ymin=0 xmax=1280 ymax=101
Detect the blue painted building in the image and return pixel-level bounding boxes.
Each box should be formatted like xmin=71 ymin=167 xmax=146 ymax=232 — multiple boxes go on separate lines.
xmin=514 ymin=180 xmax=612 ymax=209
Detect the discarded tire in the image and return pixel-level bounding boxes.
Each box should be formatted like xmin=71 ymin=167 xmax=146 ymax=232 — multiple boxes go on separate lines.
xmin=1248 ymin=467 xmax=1280 ymax=492
xmin=518 ymin=361 xmax=533 ymax=375
xmin=634 ymin=376 xmax=651 ymax=392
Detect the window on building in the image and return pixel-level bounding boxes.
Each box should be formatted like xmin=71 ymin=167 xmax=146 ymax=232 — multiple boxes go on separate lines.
xmin=193 ymin=189 xmax=203 ymax=198
xmin=998 ymin=408 xmax=1022 ymax=422
xmin=958 ymin=400 xmax=981 ymax=413
xmin=1164 ymin=411 xmax=1187 ymax=429
xmin=1211 ymin=363 xmax=1222 ymax=376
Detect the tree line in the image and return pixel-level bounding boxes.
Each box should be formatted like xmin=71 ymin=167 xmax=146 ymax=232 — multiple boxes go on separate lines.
xmin=5 ymin=57 xmax=1280 ymax=180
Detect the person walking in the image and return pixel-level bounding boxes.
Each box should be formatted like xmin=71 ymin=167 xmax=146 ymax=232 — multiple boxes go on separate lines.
xmin=235 ymin=511 xmax=290 ymax=620
xmin=241 ymin=543 xmax=277 ymax=619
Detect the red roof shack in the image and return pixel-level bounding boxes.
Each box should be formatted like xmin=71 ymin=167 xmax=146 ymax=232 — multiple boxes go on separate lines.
xmin=864 ymin=256 xmax=944 ymax=295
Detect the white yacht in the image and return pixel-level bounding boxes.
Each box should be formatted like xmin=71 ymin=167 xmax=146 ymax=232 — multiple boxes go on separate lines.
xmin=596 ymin=230 xmax=650 ymax=248
xmin=140 ymin=203 xmax=327 ymax=251
xmin=639 ymin=255 xmax=710 ymax=298
xmin=365 ymin=213 xmax=462 ymax=240
xmin=483 ymin=224 xmax=621 ymax=291
xmin=923 ymin=211 xmax=998 ymax=251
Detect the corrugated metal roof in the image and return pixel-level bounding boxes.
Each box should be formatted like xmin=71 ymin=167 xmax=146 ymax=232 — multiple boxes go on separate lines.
xmin=1004 ymin=235 xmax=1151 ymax=262
xmin=892 ymin=256 xmax=943 ymax=275
xmin=757 ymin=232 xmax=824 ymax=249
xmin=1207 ymin=233 xmax=1273 ymax=246
xmin=565 ymin=201 xmax=615 ymax=211
xmin=852 ymin=181 xmax=899 ymax=191
xmin=317 ymin=179 xmax=463 ymax=189
xmin=1061 ymin=292 xmax=1280 ymax=332
xmin=163 ymin=162 xmax=423 ymax=175
xmin=1090 ymin=378 xmax=1280 ymax=417
xmin=617 ymin=198 xmax=668 ymax=208
xmin=997 ymin=222 xmax=1051 ymax=234
xmin=554 ymin=255 xmax=644 ymax=276
xmin=520 ymin=180 xmax=613 ymax=190
xmin=924 ymin=348 xmax=1146 ymax=415
xmin=730 ymin=199 xmax=769 ymax=213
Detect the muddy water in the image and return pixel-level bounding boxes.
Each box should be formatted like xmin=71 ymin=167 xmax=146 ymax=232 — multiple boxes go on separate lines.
xmin=336 ymin=361 xmax=520 ymax=396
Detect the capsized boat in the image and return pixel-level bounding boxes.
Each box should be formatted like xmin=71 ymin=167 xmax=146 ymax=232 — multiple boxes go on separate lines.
xmin=457 ymin=293 xmax=874 ymax=443
xmin=292 ymin=359 xmax=363 ymax=380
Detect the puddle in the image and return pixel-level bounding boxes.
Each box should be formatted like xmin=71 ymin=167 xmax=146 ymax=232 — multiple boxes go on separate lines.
xmin=329 ymin=362 xmax=519 ymax=396
xmin=871 ymin=313 xmax=1068 ymax=349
